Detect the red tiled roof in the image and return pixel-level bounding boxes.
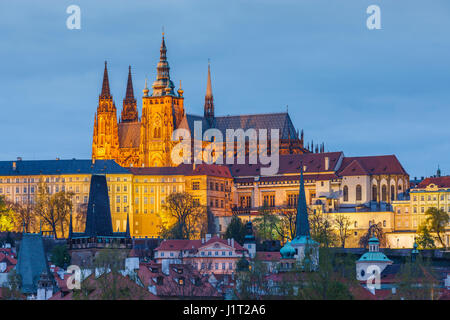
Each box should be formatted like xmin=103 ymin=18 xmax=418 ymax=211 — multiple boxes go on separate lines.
xmin=417 ymin=176 xmax=450 ymax=189
xmin=0 ymin=252 xmax=17 ymax=272
xmin=235 ymin=173 xmax=340 ymax=184
xmin=256 ymin=251 xmax=281 ymax=261
xmin=337 ymin=155 xmax=408 ymax=176
xmin=50 ymin=272 xmax=159 ymax=300
xmin=155 ymin=236 xmax=246 ymax=252
xmin=137 ymin=262 xmax=221 ymax=298
xmin=229 ymin=152 xmax=343 ymax=177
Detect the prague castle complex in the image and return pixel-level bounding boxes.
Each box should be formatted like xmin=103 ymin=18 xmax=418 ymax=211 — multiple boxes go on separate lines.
xmin=92 ymin=34 xmax=306 ymax=168
xmin=0 ymin=34 xmax=448 ymax=249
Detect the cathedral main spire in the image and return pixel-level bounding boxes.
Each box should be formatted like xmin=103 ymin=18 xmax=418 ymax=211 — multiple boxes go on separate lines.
xmin=204 ymin=61 xmax=214 ymax=124
xmin=100 ymin=61 xmax=111 ymax=98
xmin=121 ymin=65 xmax=138 ymax=122
xmin=152 ymin=33 xmax=174 ymax=96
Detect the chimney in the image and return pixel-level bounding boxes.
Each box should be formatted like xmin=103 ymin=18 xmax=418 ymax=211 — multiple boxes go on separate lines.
xmin=231 ymin=238 xmax=234 ymax=248
xmin=205 ymin=234 xmax=212 ymax=242
xmin=227 ymin=238 xmax=231 ymax=246
xmin=201 ymin=238 xmax=205 ymax=244
xmin=303 ymin=165 xmax=307 ymax=172
xmin=324 ymin=157 xmax=329 ymax=171
xmin=12 ymin=162 xmax=16 ymax=171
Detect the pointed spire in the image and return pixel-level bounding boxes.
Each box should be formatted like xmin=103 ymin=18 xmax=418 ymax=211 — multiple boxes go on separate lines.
xmin=69 ymin=210 xmax=73 ymax=239
xmin=125 ymin=65 xmax=134 ymax=100
xmin=206 ymin=60 xmax=213 ymax=98
xmin=152 ymin=33 xmax=173 ymax=96
xmin=125 ymin=212 xmax=130 ymax=238
xmin=143 ymin=77 xmax=149 ymax=97
xmin=100 ymin=61 xmax=111 ymax=98
xmin=121 ymin=66 xmax=138 ymax=122
xmin=204 ymin=60 xmax=215 ymax=123
xmin=295 ymin=163 xmax=310 ymax=238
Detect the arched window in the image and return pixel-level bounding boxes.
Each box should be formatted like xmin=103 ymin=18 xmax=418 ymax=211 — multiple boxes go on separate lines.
xmin=343 ymin=186 xmax=349 ymax=202
xmin=372 ymin=185 xmax=377 ymax=201
xmin=390 ymin=185 xmax=395 ymax=201
xmin=154 ymin=127 xmax=161 ymax=138
xmin=356 ymin=185 xmax=362 ymax=201
xmin=382 ymin=185 xmax=387 ymax=202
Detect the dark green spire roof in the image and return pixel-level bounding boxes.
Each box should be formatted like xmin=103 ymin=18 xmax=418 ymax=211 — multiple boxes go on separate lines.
xmin=295 ymin=163 xmax=310 ymax=238
xmin=16 ymin=233 xmax=52 ymax=294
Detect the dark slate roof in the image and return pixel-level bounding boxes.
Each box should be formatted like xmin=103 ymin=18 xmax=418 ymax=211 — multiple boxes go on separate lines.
xmin=0 ymin=159 xmax=130 ymax=176
xmin=16 ymin=233 xmax=52 ymax=294
xmin=73 ymin=175 xmax=115 ymax=237
xmin=129 ymin=163 xmax=232 ymax=178
xmin=180 ymin=112 xmax=299 ymax=140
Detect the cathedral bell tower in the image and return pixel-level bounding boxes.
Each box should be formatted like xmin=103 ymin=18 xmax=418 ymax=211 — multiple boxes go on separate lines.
xmin=140 ymin=33 xmax=185 ymax=167
xmin=92 ymin=61 xmax=120 ymax=161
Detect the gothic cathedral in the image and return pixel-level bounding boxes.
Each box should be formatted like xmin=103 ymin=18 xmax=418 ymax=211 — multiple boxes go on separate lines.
xmin=92 ymin=34 xmax=308 ymax=168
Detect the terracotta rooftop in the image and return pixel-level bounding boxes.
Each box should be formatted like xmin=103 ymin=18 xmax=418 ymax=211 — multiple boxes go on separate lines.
xmin=229 ymin=152 xmax=343 ymax=177
xmin=155 ymin=236 xmax=245 ymax=252
xmin=416 ymin=176 xmax=450 ymax=189
xmin=337 ymin=155 xmax=408 ymax=177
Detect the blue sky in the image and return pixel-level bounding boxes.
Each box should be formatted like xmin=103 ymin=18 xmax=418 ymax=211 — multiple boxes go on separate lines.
xmin=0 ymin=0 xmax=449 ymax=178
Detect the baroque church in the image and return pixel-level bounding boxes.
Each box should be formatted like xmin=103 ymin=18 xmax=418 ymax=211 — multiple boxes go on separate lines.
xmin=92 ymin=34 xmax=311 ymax=167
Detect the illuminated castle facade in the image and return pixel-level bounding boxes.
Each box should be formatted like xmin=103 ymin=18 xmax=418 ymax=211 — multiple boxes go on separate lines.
xmin=92 ymin=34 xmax=307 ymax=168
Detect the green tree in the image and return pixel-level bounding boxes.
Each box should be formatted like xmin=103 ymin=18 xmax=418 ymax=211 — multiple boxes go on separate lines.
xmin=0 ymin=196 xmax=15 ymax=231
xmin=309 ymin=210 xmax=337 ymax=247
xmin=296 ymin=248 xmax=354 ymax=300
xmin=2 ymin=270 xmax=23 ymax=300
xmin=233 ymin=256 xmax=275 ymax=299
xmin=425 ymin=207 xmax=449 ymax=249
xmin=396 ymin=254 xmax=440 ymax=300
xmin=51 ymin=244 xmax=71 ymax=268
xmin=225 ymin=215 xmax=246 ymax=244
xmin=416 ymin=223 xmax=435 ymax=249
xmin=253 ymin=205 xmax=281 ymax=241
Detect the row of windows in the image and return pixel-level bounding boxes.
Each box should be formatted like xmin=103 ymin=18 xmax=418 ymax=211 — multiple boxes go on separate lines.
xmin=200 ymin=251 xmax=233 ymax=257
xmin=0 ymin=184 xmax=88 ymax=194
xmin=343 ymin=184 xmax=401 ymax=202
xmin=0 ymin=177 xmax=89 ymax=184
xmin=412 ymin=195 xmax=450 ymax=202
xmin=197 ymin=262 xmax=234 ymax=270
xmin=210 ymin=199 xmax=225 ymax=208
xmin=134 ymin=177 xmax=178 ymax=183
xmin=412 ymin=206 xmax=450 ymax=213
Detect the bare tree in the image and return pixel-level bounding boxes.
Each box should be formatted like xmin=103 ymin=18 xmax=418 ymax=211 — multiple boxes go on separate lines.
xmin=358 ymin=222 xmax=386 ymax=249
xmin=272 ymin=206 xmax=297 ymax=242
xmin=162 ymin=192 xmax=206 ymax=240
xmin=34 ymin=180 xmax=74 ymax=238
xmin=333 ymin=215 xmax=352 ymax=248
